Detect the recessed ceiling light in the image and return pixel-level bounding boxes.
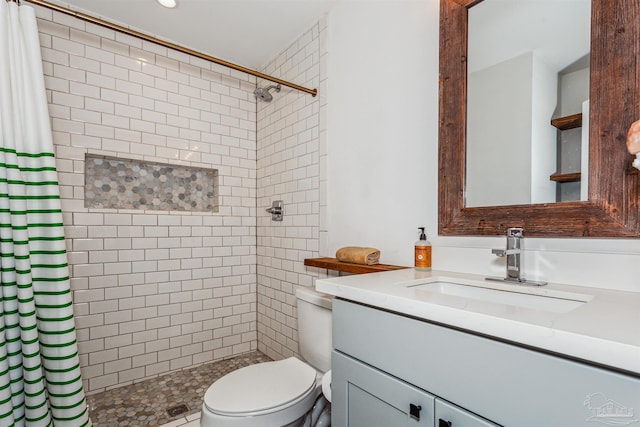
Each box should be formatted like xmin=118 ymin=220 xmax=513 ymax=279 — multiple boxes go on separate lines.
xmin=157 ymin=0 xmax=177 ymax=8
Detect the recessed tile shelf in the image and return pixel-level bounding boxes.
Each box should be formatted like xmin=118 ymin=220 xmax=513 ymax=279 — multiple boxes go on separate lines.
xmin=84 ymin=154 xmax=219 ymax=212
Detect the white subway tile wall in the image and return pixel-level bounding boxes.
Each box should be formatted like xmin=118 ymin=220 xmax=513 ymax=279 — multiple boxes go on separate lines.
xmin=256 ymin=20 xmax=330 ymax=360
xmin=35 ymin=5 xmax=259 ymax=393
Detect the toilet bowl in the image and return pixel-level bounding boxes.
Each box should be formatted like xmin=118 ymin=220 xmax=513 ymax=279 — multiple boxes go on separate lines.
xmin=200 ymin=287 xmax=333 ymax=427
xmin=200 ymin=357 xmax=322 ymax=427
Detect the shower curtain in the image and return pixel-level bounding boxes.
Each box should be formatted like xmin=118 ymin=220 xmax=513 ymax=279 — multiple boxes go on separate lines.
xmin=0 ymin=1 xmax=91 ymax=426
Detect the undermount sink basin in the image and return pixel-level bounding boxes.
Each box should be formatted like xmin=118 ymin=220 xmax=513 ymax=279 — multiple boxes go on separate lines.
xmin=410 ymin=280 xmax=592 ymax=314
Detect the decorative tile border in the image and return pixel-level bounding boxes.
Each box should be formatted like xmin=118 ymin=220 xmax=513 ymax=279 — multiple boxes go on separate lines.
xmin=84 ymin=154 xmax=218 ymax=212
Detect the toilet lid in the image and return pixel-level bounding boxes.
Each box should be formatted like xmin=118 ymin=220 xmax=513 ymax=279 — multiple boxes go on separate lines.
xmin=204 ymin=357 xmax=317 ymax=415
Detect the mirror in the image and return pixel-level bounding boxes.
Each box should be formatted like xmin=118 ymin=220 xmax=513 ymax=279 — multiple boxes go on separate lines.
xmin=439 ymin=0 xmax=640 ymax=237
xmin=465 ymin=0 xmax=591 ymax=207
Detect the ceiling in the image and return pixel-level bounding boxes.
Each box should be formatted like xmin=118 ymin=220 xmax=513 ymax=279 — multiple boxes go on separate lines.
xmin=49 ymin=0 xmax=337 ymax=70
xmin=468 ymin=0 xmax=591 ymax=74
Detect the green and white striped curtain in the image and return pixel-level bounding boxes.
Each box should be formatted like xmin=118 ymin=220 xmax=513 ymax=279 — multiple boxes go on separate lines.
xmin=0 ymin=1 xmax=91 ymax=426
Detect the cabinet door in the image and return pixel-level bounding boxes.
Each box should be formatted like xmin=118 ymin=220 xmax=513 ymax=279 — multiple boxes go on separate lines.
xmin=333 ymin=351 xmax=435 ymax=427
xmin=435 ymin=399 xmax=500 ymax=427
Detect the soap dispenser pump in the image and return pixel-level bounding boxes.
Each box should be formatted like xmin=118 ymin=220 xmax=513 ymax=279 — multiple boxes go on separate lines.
xmin=414 ymin=227 xmax=432 ymax=271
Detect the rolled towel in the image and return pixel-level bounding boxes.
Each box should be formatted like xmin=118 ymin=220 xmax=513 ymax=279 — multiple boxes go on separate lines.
xmin=335 ymin=247 xmax=380 ymax=265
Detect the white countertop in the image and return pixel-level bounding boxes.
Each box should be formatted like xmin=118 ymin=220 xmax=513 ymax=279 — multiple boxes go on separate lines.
xmin=315 ymin=269 xmax=640 ymax=376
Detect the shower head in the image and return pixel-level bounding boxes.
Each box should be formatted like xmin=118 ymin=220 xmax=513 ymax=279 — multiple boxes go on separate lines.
xmin=254 ymin=84 xmax=281 ymax=102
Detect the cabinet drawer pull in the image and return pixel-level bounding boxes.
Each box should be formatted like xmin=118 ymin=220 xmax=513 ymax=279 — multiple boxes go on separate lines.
xmin=409 ymin=403 xmax=422 ymax=421
xmin=439 ymin=419 xmax=452 ymax=427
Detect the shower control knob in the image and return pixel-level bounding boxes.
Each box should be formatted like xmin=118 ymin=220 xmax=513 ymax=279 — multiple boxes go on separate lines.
xmin=266 ymin=200 xmax=284 ymax=221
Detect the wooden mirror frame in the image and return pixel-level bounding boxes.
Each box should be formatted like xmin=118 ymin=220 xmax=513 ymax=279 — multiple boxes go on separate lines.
xmin=438 ymin=0 xmax=640 ymax=238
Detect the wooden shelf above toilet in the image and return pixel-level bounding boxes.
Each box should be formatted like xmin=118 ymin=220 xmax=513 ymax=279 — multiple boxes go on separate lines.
xmin=304 ymin=257 xmax=408 ymax=274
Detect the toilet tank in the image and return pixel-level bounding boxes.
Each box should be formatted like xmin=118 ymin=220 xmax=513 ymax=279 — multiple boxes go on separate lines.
xmin=295 ymin=287 xmax=333 ymax=373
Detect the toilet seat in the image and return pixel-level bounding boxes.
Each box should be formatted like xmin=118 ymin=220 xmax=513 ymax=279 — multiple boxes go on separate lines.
xmin=204 ymin=357 xmax=317 ymax=417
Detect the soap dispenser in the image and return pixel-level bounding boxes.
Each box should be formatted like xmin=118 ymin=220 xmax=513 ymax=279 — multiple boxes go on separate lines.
xmin=414 ymin=227 xmax=432 ymax=271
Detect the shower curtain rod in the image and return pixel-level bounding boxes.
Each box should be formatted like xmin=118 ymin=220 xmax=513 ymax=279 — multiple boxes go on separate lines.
xmin=23 ymin=0 xmax=318 ymax=97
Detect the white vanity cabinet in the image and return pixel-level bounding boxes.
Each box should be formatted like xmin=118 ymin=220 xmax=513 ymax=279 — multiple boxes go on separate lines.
xmin=333 ymin=350 xmax=498 ymax=427
xmin=434 ymin=400 xmax=499 ymax=427
xmin=333 ymin=351 xmax=435 ymax=426
xmin=331 ymin=298 xmax=640 ymax=427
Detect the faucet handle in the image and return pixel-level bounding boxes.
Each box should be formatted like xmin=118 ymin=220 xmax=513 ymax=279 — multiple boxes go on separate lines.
xmin=492 ymin=249 xmax=506 ymax=257
xmin=492 ymin=248 xmax=520 ymax=257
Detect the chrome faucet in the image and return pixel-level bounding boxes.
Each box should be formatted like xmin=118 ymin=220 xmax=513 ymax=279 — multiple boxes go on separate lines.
xmin=493 ymin=227 xmax=523 ymax=281
xmin=487 ymin=228 xmax=547 ymax=286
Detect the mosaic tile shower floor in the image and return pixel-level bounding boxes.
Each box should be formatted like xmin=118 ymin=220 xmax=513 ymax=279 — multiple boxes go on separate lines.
xmin=88 ymin=351 xmax=271 ymax=427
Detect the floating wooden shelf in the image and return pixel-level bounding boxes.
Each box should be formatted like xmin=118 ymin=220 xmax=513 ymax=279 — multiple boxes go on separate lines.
xmin=550 ymin=172 xmax=581 ymax=183
xmin=551 ymin=113 xmax=582 ymax=131
xmin=304 ymin=257 xmax=408 ymax=275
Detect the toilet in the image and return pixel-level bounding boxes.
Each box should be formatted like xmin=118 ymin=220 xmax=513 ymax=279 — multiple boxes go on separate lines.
xmin=200 ymin=287 xmax=333 ymax=427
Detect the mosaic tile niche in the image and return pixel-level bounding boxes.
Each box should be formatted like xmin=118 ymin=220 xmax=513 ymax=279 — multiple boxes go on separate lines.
xmin=84 ymin=154 xmax=219 ymax=212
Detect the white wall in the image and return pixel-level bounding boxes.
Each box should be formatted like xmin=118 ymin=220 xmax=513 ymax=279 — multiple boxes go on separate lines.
xmin=324 ymin=0 xmax=437 ymax=264
xmin=324 ymin=0 xmax=640 ymax=293
xmin=530 ymin=53 xmax=557 ymax=204
xmin=467 ymin=51 xmax=557 ymax=207
xmin=467 ymin=52 xmax=533 ymax=207
xmin=559 ymin=67 xmax=590 ymax=116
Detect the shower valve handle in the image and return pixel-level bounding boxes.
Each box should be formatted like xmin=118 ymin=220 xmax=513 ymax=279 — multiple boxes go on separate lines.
xmin=266 ymin=207 xmax=282 ymax=215
xmin=266 ymin=201 xmax=284 ymax=221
